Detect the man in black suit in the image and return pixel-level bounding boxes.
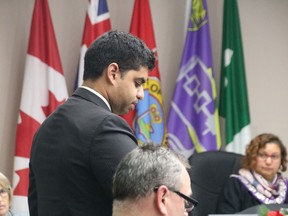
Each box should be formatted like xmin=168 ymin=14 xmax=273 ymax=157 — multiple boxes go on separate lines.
xmin=28 ymin=30 xmax=155 ymax=216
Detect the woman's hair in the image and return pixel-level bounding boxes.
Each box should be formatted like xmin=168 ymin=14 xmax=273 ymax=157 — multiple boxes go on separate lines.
xmin=0 ymin=172 xmax=12 ymax=205
xmin=242 ymin=133 xmax=287 ymax=171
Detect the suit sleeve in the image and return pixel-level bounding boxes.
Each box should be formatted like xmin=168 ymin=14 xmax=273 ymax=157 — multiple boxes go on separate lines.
xmin=28 ymin=161 xmax=38 ymax=216
xmin=90 ymin=115 xmax=137 ymax=200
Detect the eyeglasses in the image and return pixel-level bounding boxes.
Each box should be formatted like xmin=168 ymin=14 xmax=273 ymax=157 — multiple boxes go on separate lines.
xmin=154 ymin=186 xmax=199 ymax=212
xmin=0 ymin=188 xmax=9 ymax=197
xmin=257 ymin=152 xmax=281 ymax=161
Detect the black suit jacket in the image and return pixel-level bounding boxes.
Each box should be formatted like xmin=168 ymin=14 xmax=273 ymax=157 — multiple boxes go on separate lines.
xmin=28 ymin=88 xmax=137 ymax=216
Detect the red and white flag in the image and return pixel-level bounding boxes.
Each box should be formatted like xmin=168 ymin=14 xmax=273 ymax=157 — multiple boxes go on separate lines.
xmin=75 ymin=0 xmax=111 ymax=88
xmin=121 ymin=0 xmax=167 ymax=145
xmin=12 ymin=0 xmax=68 ymax=213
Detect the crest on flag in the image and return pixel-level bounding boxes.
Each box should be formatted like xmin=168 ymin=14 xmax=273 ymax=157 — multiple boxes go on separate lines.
xmin=189 ymin=0 xmax=208 ymax=31
xmin=135 ymin=77 xmax=165 ymax=144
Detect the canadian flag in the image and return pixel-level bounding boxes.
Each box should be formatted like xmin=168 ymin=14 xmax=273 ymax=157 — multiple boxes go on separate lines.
xmin=75 ymin=0 xmax=111 ymax=88
xmin=12 ymin=0 xmax=68 ymax=214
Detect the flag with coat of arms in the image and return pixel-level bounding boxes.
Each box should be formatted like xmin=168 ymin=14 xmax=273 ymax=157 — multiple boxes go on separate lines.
xmin=121 ymin=0 xmax=167 ymax=145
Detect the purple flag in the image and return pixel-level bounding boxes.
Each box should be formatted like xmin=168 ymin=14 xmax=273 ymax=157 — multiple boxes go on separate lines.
xmin=167 ymin=0 xmax=221 ymax=159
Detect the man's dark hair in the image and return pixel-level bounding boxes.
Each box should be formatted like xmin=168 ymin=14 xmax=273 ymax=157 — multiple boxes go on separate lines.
xmin=83 ymin=30 xmax=155 ymax=80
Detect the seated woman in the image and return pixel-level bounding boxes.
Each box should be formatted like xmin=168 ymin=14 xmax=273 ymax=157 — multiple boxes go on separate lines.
xmin=0 ymin=172 xmax=13 ymax=216
xmin=216 ymin=133 xmax=288 ymax=214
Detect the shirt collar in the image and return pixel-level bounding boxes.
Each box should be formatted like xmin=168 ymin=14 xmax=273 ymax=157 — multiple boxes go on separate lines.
xmin=80 ymin=86 xmax=111 ymax=111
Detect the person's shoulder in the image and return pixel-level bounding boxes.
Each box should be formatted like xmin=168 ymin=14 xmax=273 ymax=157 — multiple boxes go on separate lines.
xmin=230 ymin=174 xmax=247 ymax=184
xmin=104 ymin=113 xmax=134 ymax=131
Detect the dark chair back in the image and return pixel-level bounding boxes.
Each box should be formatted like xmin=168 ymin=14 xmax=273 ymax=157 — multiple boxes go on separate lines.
xmin=188 ymin=151 xmax=243 ymax=216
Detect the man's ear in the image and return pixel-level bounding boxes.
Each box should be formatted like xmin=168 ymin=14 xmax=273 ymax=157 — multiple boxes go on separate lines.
xmin=106 ymin=63 xmax=120 ymax=84
xmin=155 ymin=186 xmax=169 ymax=215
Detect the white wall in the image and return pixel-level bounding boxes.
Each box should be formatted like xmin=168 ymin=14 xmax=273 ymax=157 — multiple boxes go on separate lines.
xmin=0 ymin=0 xmax=288 ymax=181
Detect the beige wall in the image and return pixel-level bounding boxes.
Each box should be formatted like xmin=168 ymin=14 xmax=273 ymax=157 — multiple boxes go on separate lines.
xmin=1 ymin=0 xmax=288 ymax=181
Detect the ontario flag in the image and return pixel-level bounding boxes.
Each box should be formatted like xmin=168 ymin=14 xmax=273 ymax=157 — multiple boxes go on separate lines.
xmin=12 ymin=0 xmax=68 ymax=214
xmin=75 ymin=0 xmax=111 ymax=88
xmin=167 ymin=0 xmax=221 ymax=159
xmin=122 ymin=0 xmax=166 ymax=145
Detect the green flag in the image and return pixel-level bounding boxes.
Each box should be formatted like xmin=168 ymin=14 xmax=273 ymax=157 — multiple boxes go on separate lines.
xmin=219 ymin=0 xmax=251 ymax=154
